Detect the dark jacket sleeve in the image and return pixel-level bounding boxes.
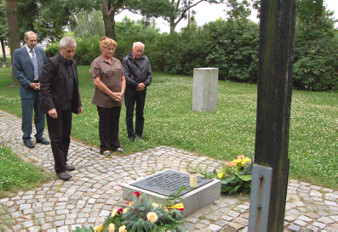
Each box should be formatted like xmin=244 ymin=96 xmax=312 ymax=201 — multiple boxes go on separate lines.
xmin=13 ymin=49 xmax=31 ymax=89
xmin=122 ymin=56 xmax=139 ymax=89
xmin=144 ymin=56 xmax=152 ymax=87
xmin=40 ymin=58 xmax=58 ymax=113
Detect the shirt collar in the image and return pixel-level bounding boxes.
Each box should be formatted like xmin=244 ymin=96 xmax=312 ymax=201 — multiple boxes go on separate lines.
xmin=59 ymin=54 xmax=73 ymax=65
xmin=26 ymin=46 xmax=34 ymax=54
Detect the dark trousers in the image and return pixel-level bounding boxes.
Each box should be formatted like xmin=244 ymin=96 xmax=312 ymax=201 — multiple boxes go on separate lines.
xmin=46 ymin=108 xmax=72 ymax=173
xmin=21 ymin=93 xmax=45 ymax=141
xmin=124 ymin=89 xmax=146 ymax=138
xmin=97 ymin=106 xmax=121 ymax=153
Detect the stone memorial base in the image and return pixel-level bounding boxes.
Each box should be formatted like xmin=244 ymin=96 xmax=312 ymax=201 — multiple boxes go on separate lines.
xmin=122 ymin=169 xmax=221 ymax=217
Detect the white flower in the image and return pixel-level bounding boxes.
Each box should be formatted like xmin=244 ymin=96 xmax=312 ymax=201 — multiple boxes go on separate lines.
xmin=147 ymin=212 xmax=158 ymax=223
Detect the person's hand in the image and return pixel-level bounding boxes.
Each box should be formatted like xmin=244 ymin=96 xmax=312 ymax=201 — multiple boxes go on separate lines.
xmin=78 ymin=107 xmax=83 ymax=114
xmin=110 ymin=92 xmax=122 ymax=102
xmin=48 ymin=108 xmax=57 ymax=119
xmin=136 ymin=83 xmax=145 ymax=91
xmin=29 ymin=82 xmax=40 ymax=91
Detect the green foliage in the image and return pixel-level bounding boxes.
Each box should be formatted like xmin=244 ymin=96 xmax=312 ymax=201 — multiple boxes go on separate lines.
xmin=204 ymin=18 xmax=259 ymax=81
xmin=45 ymin=35 xmax=101 ymax=64
xmin=201 ymin=153 xmax=253 ymax=195
xmin=72 ymin=192 xmax=185 ymax=232
xmin=71 ymin=11 xmax=105 ymax=39
xmin=293 ymin=0 xmax=337 ymax=90
xmin=0 ymin=145 xmax=50 ymax=195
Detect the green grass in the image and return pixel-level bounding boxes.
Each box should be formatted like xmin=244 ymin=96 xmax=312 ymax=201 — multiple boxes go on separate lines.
xmin=0 ymin=145 xmax=51 ymax=197
xmin=0 ymin=66 xmax=336 ymax=189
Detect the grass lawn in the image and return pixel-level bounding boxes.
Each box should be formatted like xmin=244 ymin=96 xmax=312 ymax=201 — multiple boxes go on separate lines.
xmin=0 ymin=66 xmax=336 ymax=189
xmin=0 ymin=146 xmax=51 ymax=197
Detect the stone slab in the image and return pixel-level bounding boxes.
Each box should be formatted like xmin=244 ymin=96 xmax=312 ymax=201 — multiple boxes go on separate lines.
xmin=130 ymin=169 xmax=213 ymax=196
xmin=122 ymin=169 xmax=221 ymax=217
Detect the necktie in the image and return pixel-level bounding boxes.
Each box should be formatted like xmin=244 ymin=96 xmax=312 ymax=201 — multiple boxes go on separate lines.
xmin=30 ymin=49 xmax=39 ymax=81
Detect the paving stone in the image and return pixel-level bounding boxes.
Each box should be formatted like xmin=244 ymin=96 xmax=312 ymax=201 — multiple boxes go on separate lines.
xmin=0 ymin=110 xmax=336 ymax=231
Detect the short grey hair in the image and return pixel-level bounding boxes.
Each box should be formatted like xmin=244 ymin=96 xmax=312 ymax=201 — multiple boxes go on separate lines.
xmin=133 ymin=41 xmax=145 ymax=49
xmin=60 ymin=36 xmax=77 ymax=48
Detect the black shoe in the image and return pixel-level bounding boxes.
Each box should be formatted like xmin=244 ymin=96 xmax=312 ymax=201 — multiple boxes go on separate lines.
xmin=36 ymin=137 xmax=50 ymax=145
xmin=129 ymin=136 xmax=135 ymax=142
xmin=65 ymin=164 xmax=75 ymax=171
xmin=24 ymin=140 xmax=35 ymax=148
xmin=56 ymin=172 xmax=72 ymax=181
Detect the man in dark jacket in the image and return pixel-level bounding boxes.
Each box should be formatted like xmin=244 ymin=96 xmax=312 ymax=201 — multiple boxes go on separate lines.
xmin=40 ymin=36 xmax=83 ymax=181
xmin=122 ymin=42 xmax=152 ymax=142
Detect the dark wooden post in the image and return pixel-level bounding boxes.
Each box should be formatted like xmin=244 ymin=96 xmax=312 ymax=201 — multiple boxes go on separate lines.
xmin=249 ymin=0 xmax=296 ymax=231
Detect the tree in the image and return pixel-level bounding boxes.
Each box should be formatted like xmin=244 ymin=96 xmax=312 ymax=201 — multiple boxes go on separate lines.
xmin=0 ymin=0 xmax=8 ymax=61
xmin=71 ymin=11 xmax=105 ymax=38
xmin=164 ymin=0 xmax=225 ymax=34
xmin=6 ymin=0 xmax=20 ymax=85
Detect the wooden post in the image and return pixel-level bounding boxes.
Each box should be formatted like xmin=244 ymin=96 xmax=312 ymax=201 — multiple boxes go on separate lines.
xmin=250 ymin=0 xmax=296 ymax=231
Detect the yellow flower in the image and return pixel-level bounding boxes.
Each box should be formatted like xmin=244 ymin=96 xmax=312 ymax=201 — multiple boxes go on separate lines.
xmin=129 ymin=201 xmax=134 ymax=206
xmin=111 ymin=208 xmax=118 ymax=217
xmin=241 ymin=157 xmax=251 ymax=165
xmin=147 ymin=212 xmax=158 ymax=223
xmin=123 ymin=208 xmax=129 ymax=214
xmin=95 ymin=225 xmax=104 ymax=232
xmin=218 ymin=172 xmax=224 ymax=179
xmin=108 ymin=223 xmax=115 ymax=232
xmin=152 ymin=203 xmax=159 ymax=208
xmin=119 ymin=225 xmax=127 ymax=232
xmin=170 ymin=203 xmax=184 ymax=211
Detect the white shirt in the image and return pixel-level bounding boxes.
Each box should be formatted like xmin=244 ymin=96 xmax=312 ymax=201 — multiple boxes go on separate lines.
xmin=25 ymin=46 xmax=35 ymax=59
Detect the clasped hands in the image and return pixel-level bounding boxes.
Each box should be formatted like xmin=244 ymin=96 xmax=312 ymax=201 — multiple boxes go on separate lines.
xmin=110 ymin=91 xmax=124 ymax=102
xmin=29 ymin=82 xmax=40 ymax=91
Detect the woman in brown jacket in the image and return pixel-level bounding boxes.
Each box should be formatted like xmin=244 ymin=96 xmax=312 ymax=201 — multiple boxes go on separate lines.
xmin=90 ymin=37 xmax=126 ymax=156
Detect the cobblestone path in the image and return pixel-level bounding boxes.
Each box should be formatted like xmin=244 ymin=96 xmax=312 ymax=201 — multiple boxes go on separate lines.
xmin=0 ymin=110 xmax=337 ymax=231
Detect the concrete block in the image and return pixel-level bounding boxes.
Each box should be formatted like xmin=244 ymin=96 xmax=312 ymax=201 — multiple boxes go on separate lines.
xmin=122 ymin=170 xmax=221 ymax=217
xmin=192 ymin=67 xmax=219 ymax=112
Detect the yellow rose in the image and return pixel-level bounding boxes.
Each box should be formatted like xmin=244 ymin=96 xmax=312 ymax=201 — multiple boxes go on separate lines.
xmin=108 ymin=223 xmax=115 ymax=232
xmin=123 ymin=207 xmax=129 ymax=214
xmin=147 ymin=212 xmax=158 ymax=223
xmin=119 ymin=225 xmax=127 ymax=232
xmin=217 ymin=172 xmax=224 ymax=179
xmin=111 ymin=208 xmax=118 ymax=217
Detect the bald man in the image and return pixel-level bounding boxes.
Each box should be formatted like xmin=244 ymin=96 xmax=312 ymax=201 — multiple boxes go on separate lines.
xmin=13 ymin=31 xmax=49 ymax=148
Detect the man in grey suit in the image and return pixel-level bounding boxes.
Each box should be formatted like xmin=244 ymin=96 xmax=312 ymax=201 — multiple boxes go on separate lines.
xmin=13 ymin=31 xmax=49 ymax=148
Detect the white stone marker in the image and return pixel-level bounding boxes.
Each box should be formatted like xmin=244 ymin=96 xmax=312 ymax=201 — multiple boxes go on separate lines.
xmin=192 ymin=67 xmax=219 ymax=112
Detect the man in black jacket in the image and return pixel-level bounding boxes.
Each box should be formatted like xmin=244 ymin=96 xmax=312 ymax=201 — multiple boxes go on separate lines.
xmin=40 ymin=36 xmax=83 ymax=181
xmin=122 ymin=42 xmax=152 ymax=142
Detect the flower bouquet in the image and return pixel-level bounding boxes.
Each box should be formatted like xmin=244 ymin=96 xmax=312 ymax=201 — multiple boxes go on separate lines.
xmin=73 ymin=189 xmax=186 ymax=232
xmin=201 ymin=153 xmax=253 ymax=195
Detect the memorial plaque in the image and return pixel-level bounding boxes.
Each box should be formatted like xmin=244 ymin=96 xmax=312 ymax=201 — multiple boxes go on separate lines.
xmin=130 ymin=170 xmax=212 ymax=196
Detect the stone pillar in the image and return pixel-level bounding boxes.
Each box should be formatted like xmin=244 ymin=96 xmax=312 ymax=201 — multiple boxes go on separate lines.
xmin=192 ymin=67 xmax=219 ymax=112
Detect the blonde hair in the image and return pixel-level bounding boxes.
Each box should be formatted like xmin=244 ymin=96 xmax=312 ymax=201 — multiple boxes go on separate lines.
xmin=100 ymin=36 xmax=117 ymax=50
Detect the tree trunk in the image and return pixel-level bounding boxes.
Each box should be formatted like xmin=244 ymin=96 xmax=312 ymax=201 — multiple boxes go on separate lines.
xmin=102 ymin=0 xmax=114 ymax=39
xmin=6 ymin=0 xmax=20 ymax=86
xmin=0 ymin=39 xmax=6 ymax=61
xmin=169 ymin=16 xmax=176 ymax=34
xmin=111 ymin=13 xmax=116 ymax=40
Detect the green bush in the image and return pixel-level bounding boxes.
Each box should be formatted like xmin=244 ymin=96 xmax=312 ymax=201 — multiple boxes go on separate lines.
xmin=45 ymin=35 xmax=101 ymax=65
xmin=203 ymin=19 xmax=259 ymax=82
xmin=293 ymin=0 xmax=337 ymax=90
